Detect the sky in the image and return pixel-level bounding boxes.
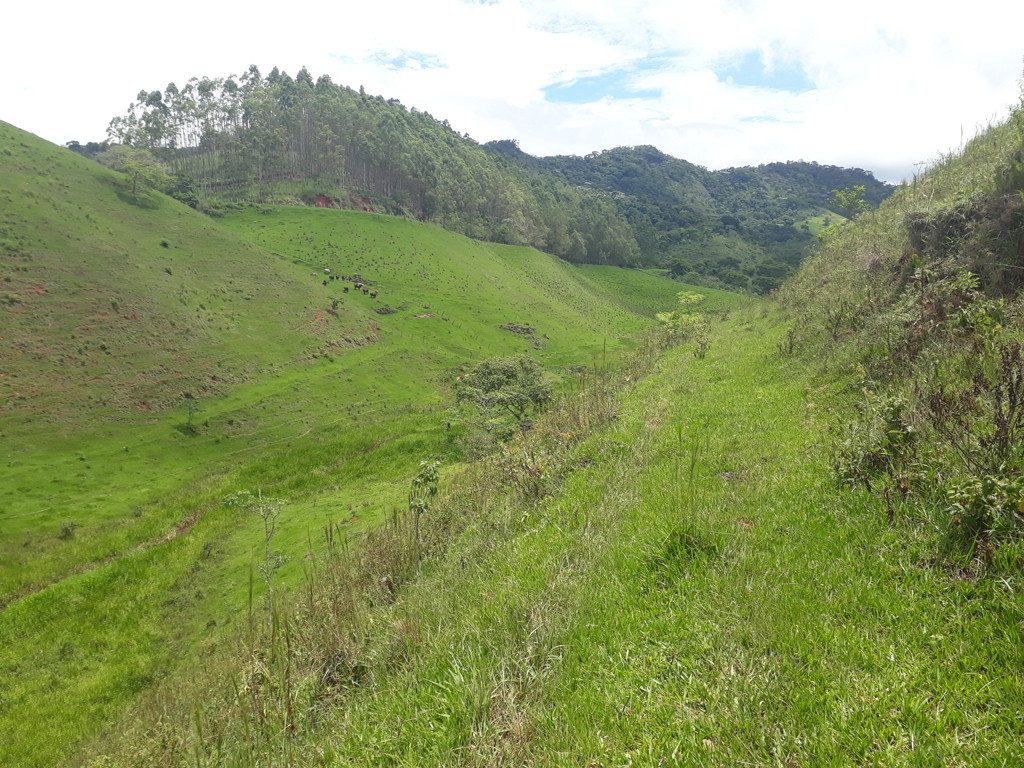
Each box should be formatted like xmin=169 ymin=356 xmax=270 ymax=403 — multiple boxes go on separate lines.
xmin=4 ymin=0 xmax=1023 ymax=183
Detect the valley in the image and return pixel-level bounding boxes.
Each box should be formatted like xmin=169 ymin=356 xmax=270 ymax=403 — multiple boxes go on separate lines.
xmin=2 ymin=70 xmax=1024 ymax=767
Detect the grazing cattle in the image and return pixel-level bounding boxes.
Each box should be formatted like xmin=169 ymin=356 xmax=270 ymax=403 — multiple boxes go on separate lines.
xmin=324 ymin=268 xmax=331 ymax=274
xmin=343 ymin=286 xmax=349 ymax=293
xmin=362 ymin=287 xmax=369 ymax=294
xmin=354 ymin=282 xmax=363 ymax=289
xmin=370 ymin=291 xmax=378 ymax=298
xmin=322 ymin=280 xmax=328 ymax=286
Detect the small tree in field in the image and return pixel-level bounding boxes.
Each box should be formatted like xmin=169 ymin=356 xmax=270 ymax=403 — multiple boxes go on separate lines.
xmin=97 ymin=145 xmax=171 ymax=195
xmin=656 ymin=291 xmax=711 ymax=356
xmin=828 ymin=185 xmax=872 ymax=220
xmin=225 ymin=489 xmax=286 ymax=624
xmin=453 ymin=355 xmax=554 ymax=436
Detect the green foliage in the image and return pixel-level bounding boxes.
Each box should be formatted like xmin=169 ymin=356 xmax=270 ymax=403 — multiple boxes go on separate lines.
xmin=106 ymin=69 xmax=642 ymax=267
xmin=945 ymin=475 xmax=1024 ymax=558
xmin=453 ymin=355 xmax=554 ymax=436
xmin=520 ymin=146 xmax=894 ymax=286
xmin=655 ymin=291 xmax=711 ymax=356
xmin=96 ymin=145 xmax=171 ymax=195
xmin=834 ymin=392 xmax=917 ymax=490
xmin=784 ymin=96 xmax=1024 ymax=564
xmin=828 ymin=184 xmax=872 ymax=219
xmin=408 ymin=459 xmax=441 ymax=543
xmin=106 ymin=69 xmax=894 ymax=277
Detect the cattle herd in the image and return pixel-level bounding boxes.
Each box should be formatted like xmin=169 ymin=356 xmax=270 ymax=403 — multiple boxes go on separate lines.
xmin=311 ymin=268 xmax=380 ymax=300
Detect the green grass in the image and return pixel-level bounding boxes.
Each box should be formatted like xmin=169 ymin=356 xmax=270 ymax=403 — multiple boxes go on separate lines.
xmin=10 ymin=111 xmax=1021 ymax=768
xmin=76 ymin=300 xmax=1024 ymax=767
xmin=273 ymin=304 xmax=1021 ymax=766
xmin=0 ymin=121 xmax=704 ymax=767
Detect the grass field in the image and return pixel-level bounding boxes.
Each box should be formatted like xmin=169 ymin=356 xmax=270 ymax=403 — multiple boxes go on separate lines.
xmin=0 ymin=121 xmax=705 ymax=767
xmin=215 ymin=302 xmax=1022 ymax=767
xmin=73 ymin=300 xmax=1024 ymax=767
xmin=8 ymin=116 xmax=1016 ymax=768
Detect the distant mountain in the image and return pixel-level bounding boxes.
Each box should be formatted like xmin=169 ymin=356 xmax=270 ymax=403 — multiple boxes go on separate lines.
xmin=485 ymin=142 xmax=895 ymax=292
xmin=97 ymin=66 xmax=895 ymax=291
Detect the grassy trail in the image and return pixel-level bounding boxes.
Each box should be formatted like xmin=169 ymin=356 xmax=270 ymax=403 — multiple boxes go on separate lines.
xmin=300 ymin=304 xmax=1022 ymax=766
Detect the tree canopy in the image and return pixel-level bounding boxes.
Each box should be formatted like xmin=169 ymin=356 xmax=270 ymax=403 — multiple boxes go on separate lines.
xmin=105 ymin=66 xmax=895 ymax=284
xmin=453 ymin=355 xmax=554 ymax=435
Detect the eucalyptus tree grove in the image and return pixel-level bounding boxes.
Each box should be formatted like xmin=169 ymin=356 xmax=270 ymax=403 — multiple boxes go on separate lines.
xmin=107 ymin=66 xmax=640 ymax=266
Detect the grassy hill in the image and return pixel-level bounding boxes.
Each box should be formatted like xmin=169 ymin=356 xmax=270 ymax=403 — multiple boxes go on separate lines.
xmin=7 ymin=86 xmax=1024 ymax=768
xmin=55 ymin=94 xmax=1024 ymax=768
xmin=0 ymin=121 xmax=716 ymax=767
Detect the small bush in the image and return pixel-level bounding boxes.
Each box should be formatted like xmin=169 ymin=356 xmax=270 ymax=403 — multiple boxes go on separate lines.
xmin=945 ymin=475 xmax=1024 ymax=563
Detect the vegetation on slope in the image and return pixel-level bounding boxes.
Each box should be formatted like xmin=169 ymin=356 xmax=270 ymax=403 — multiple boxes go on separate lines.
xmin=487 ymin=141 xmax=893 ymax=291
xmin=101 ymin=68 xmax=641 ymax=267
xmin=95 ymin=67 xmax=893 ymax=286
xmin=82 ymin=298 xmax=1023 ymax=767
xmin=780 ymin=89 xmax=1024 ymax=567
xmin=0 ymin=120 xmax=702 ymax=767
xmin=8 ymin=74 xmax=1024 ymax=768
xmin=72 ymin=83 xmax=1024 ymax=768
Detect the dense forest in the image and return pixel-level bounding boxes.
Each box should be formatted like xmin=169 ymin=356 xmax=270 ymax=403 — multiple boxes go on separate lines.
xmin=487 ymin=142 xmax=893 ymax=292
xmin=92 ymin=65 xmax=893 ymax=291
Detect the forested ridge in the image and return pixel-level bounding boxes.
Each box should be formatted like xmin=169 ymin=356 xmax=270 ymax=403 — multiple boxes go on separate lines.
xmin=487 ymin=141 xmax=893 ymax=291
xmin=93 ymin=64 xmax=893 ymax=290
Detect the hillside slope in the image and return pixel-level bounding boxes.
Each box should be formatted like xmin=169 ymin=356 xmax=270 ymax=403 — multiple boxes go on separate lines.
xmin=486 ymin=142 xmax=894 ymax=290
xmin=98 ymin=67 xmax=894 ymax=283
xmin=69 ymin=92 xmax=1024 ymax=768
xmin=0 ymin=120 xmax=707 ymax=768
xmin=78 ymin=301 xmax=1024 ymax=767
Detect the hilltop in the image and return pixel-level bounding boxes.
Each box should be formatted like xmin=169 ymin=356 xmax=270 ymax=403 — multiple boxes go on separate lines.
xmin=93 ymin=66 xmax=893 ymax=290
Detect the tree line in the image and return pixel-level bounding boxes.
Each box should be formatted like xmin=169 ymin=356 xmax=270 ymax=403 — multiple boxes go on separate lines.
xmin=103 ymin=66 xmax=639 ymax=267
xmin=97 ymin=65 xmax=894 ymax=287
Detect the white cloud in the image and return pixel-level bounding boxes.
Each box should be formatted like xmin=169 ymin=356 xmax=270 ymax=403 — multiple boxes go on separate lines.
xmin=3 ymin=0 xmax=1021 ymax=182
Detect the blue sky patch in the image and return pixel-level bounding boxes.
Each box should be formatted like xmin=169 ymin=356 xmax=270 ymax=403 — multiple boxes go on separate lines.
xmin=720 ymin=51 xmax=814 ymax=93
xmin=371 ymin=51 xmax=446 ymax=72
xmin=543 ymin=65 xmax=662 ymax=104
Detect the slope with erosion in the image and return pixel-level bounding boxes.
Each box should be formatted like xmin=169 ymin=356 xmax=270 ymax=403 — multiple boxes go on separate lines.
xmin=0 ymin=121 xmax=698 ymax=767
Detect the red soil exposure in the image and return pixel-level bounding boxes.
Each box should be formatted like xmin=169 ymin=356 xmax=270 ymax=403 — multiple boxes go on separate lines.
xmin=313 ymin=194 xmax=335 ymax=208
xmin=27 ymin=286 xmax=47 ymax=294
xmin=138 ymin=401 xmax=152 ymax=411
xmin=293 ymin=310 xmax=326 ymax=334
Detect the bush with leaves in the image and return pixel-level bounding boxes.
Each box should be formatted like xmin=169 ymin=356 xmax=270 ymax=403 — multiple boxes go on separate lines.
xmin=453 ymin=355 xmax=554 ymax=437
xmin=945 ymin=475 xmax=1024 ymax=562
xmin=834 ymin=392 xmax=918 ymax=491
